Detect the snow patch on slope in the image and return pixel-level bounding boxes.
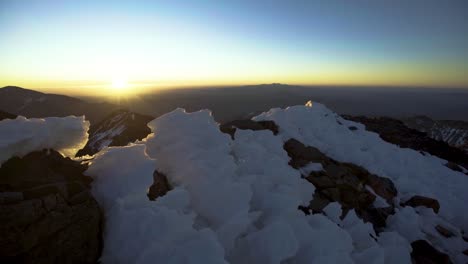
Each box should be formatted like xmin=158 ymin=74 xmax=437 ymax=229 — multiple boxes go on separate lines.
xmin=87 ymin=144 xmax=226 ymax=264
xmin=254 ymin=102 xmax=468 ymax=232
xmin=85 ymin=105 xmax=450 ymax=263
xmin=0 ymin=116 xmax=89 ymax=165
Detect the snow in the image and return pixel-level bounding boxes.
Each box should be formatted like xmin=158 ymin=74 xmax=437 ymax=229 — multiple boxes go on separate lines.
xmin=254 ymin=101 xmax=468 ymax=263
xmin=0 ymin=115 xmax=89 ymax=165
xmin=81 ymin=103 xmax=468 ymax=264
xmin=86 ymin=144 xmax=227 ymax=264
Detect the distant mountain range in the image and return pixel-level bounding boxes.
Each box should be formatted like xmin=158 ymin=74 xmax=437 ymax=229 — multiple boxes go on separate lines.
xmin=0 ymin=86 xmax=119 ymax=123
xmin=403 ymin=116 xmax=468 ymax=153
xmin=1 ymin=85 xmax=467 ymax=157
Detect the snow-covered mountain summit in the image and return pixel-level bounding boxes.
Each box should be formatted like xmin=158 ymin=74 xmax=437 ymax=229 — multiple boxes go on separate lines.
xmin=1 ymin=102 xmax=467 ymax=263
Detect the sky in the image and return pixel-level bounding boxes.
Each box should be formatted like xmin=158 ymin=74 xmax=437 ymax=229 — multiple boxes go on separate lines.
xmin=1 ymin=0 xmax=468 ymax=94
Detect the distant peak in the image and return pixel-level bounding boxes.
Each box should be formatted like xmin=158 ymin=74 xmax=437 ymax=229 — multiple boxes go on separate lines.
xmin=1 ymin=85 xmax=26 ymax=90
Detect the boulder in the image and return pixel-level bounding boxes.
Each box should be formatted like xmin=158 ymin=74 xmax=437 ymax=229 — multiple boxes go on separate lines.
xmin=402 ymin=195 xmax=440 ymax=214
xmin=0 ymin=149 xmax=102 ymax=264
xmin=410 ymin=240 xmax=452 ymax=264
xmin=435 ymin=225 xmax=455 ymax=238
xmin=147 ymin=170 xmax=172 ymax=201
xmin=220 ymin=119 xmax=279 ymax=139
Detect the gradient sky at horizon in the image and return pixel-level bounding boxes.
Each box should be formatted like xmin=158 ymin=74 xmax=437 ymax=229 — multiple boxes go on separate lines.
xmin=1 ymin=0 xmax=468 ymax=94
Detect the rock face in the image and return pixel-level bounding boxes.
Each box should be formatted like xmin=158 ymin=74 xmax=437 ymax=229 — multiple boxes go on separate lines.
xmin=220 ymin=119 xmax=279 ymax=139
xmin=283 ymin=138 xmax=397 ymax=230
xmin=147 ymin=170 xmax=171 ymax=201
xmin=411 ymin=240 xmax=453 ymax=264
xmin=0 ymin=110 xmax=16 ymax=120
xmin=0 ymin=149 xmax=102 ymax=264
xmin=344 ymin=115 xmax=468 ymax=170
xmin=76 ymin=109 xmax=153 ymax=157
xmin=402 ymin=195 xmax=440 ymax=214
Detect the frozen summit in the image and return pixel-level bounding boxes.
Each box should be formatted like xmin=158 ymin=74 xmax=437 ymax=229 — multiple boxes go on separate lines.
xmin=1 ymin=102 xmax=467 ymax=264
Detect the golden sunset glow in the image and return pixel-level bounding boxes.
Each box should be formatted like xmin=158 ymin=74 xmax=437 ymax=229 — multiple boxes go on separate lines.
xmin=0 ymin=1 xmax=467 ymax=94
xmin=110 ymin=78 xmax=130 ymax=94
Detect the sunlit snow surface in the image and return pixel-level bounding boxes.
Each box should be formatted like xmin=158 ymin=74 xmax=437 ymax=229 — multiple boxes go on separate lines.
xmin=0 ymin=115 xmax=89 ymax=165
xmin=85 ymin=103 xmax=467 ymax=264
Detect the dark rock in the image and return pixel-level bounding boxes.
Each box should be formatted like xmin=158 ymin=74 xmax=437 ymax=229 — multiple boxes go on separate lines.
xmin=402 ymin=195 xmax=440 ymax=214
xmin=348 ymin=126 xmax=358 ymax=131
xmin=308 ymin=192 xmax=331 ymax=214
xmin=463 ymin=249 xmax=468 ymax=256
xmin=147 ymin=170 xmax=172 ymax=201
xmin=283 ymin=138 xmax=330 ymax=168
xmin=410 ymin=240 xmax=453 ymax=264
xmin=358 ymin=206 xmax=395 ymax=230
xmin=220 ymin=119 xmax=279 ymax=139
xmin=283 ymin=138 xmax=398 ymax=230
xmin=366 ymin=174 xmax=397 ymax=204
xmin=298 ymin=205 xmax=311 ymax=215
xmin=435 ymin=225 xmax=455 ymax=238
xmin=0 ymin=149 xmax=102 ymax=264
xmin=445 ymin=162 xmax=463 ymax=172
xmin=0 ymin=110 xmax=16 ymax=120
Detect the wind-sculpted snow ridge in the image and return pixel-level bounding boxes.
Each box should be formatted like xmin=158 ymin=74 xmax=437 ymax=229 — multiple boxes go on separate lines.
xmin=254 ymin=101 xmax=468 ymax=263
xmin=86 ymin=144 xmax=226 ymax=264
xmin=87 ymin=106 xmax=432 ymax=264
xmin=0 ymin=115 xmax=89 ymax=165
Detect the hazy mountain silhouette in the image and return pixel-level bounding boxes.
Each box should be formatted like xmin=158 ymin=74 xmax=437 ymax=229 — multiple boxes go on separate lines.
xmin=0 ymin=86 xmax=119 ymax=123
xmin=112 ymin=84 xmax=468 ymax=122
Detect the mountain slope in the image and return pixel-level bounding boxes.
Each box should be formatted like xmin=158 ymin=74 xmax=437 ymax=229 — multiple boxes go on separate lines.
xmin=345 ymin=115 xmax=468 ymax=170
xmin=1 ymin=103 xmax=467 ymax=263
xmin=404 ymin=116 xmax=468 ymax=153
xmin=76 ymin=109 xmax=154 ymax=157
xmin=0 ymin=86 xmax=119 ymax=123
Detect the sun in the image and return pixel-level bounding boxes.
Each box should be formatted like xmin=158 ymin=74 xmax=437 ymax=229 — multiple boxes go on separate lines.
xmin=110 ymin=78 xmax=130 ymax=94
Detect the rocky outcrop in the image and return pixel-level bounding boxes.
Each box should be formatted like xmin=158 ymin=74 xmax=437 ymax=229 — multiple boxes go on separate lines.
xmin=147 ymin=170 xmax=171 ymax=201
xmin=344 ymin=116 xmax=468 ymax=170
xmin=76 ymin=109 xmax=153 ymax=157
xmin=0 ymin=110 xmax=16 ymax=120
xmin=283 ymin=138 xmax=397 ymax=230
xmin=411 ymin=240 xmax=453 ymax=264
xmin=0 ymin=149 xmax=102 ymax=264
xmin=401 ymin=195 xmax=440 ymax=214
xmin=220 ymin=119 xmax=279 ymax=139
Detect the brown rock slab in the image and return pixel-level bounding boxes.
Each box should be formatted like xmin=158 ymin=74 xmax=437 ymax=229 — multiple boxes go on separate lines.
xmin=147 ymin=170 xmax=172 ymax=201
xmin=220 ymin=119 xmax=279 ymax=139
xmin=435 ymin=225 xmax=455 ymax=238
xmin=0 ymin=149 xmax=102 ymax=264
xmin=402 ymin=195 xmax=440 ymax=214
xmin=410 ymin=240 xmax=453 ymax=264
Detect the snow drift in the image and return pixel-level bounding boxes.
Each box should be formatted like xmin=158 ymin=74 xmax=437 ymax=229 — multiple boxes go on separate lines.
xmin=84 ymin=102 xmax=468 ymax=264
xmin=7 ymin=103 xmax=464 ymax=263
xmin=0 ymin=115 xmax=89 ymax=165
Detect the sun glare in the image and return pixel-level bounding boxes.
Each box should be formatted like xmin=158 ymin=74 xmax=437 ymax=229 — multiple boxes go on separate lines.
xmin=110 ymin=78 xmax=130 ymax=94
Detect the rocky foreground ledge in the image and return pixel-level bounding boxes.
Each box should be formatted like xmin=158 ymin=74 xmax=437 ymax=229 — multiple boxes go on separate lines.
xmin=1 ymin=102 xmax=467 ymax=264
xmin=0 ymin=149 xmax=101 ymax=263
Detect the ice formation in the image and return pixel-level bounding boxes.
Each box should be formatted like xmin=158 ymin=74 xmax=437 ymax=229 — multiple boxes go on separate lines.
xmin=0 ymin=115 xmax=89 ymax=165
